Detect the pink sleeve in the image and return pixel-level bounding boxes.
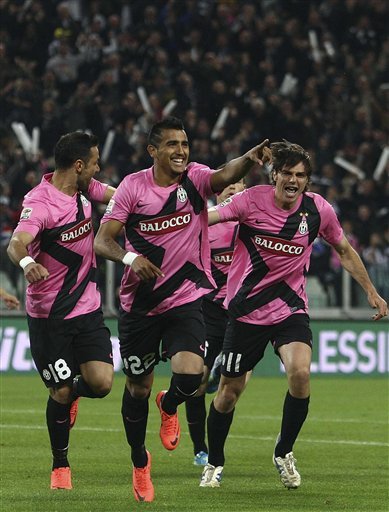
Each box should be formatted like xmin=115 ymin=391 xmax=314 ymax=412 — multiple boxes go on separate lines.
xmin=13 ymin=200 xmax=47 ymax=238
xmin=215 ymin=189 xmax=250 ymax=222
xmin=101 ymin=176 xmax=134 ymax=224
xmin=187 ymin=162 xmax=215 ymax=198
xmin=318 ymin=198 xmax=344 ymax=245
xmin=88 ymin=178 xmax=108 ymax=202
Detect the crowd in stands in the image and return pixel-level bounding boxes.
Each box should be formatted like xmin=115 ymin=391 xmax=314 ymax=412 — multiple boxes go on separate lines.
xmin=0 ymin=0 xmax=388 ymax=306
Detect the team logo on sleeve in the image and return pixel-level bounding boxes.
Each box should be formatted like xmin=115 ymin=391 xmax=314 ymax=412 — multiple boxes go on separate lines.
xmin=218 ymin=197 xmax=232 ymax=207
xmin=105 ymin=199 xmax=115 ymax=215
xmin=177 ymin=186 xmax=187 ymax=202
xmin=60 ymin=218 xmax=92 ymax=242
xmin=298 ymin=212 xmax=308 ymax=235
xmin=138 ymin=212 xmax=191 ymax=235
xmin=20 ymin=207 xmax=33 ymax=220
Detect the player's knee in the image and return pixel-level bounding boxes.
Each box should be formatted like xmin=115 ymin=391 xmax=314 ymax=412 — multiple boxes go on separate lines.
xmin=217 ymin=382 xmax=242 ymax=410
xmin=172 ymin=372 xmax=203 ymax=399
xmin=50 ymin=385 xmax=73 ymax=403
xmin=129 ymin=386 xmax=150 ymax=400
xmin=289 ymin=366 xmax=310 ymax=387
xmin=127 ymin=375 xmax=153 ymax=400
xmin=89 ymin=377 xmax=113 ymax=398
xmin=93 ymin=385 xmax=111 ymax=398
xmin=288 ymin=367 xmax=310 ymax=397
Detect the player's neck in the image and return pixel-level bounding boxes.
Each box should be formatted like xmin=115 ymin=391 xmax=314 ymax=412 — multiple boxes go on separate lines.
xmin=51 ymin=170 xmax=78 ymax=196
xmin=152 ymin=166 xmax=181 ymax=187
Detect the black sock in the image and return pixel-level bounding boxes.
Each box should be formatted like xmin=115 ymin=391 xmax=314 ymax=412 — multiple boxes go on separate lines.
xmin=162 ymin=373 xmax=203 ymax=415
xmin=275 ymin=391 xmax=310 ymax=458
xmin=46 ymin=396 xmax=71 ymax=469
xmin=121 ymin=387 xmax=149 ymax=468
xmin=185 ymin=395 xmax=207 ymax=455
xmin=73 ymin=375 xmax=103 ymax=399
xmin=51 ymin=447 xmax=69 ymax=470
xmin=207 ymin=401 xmax=234 ymax=467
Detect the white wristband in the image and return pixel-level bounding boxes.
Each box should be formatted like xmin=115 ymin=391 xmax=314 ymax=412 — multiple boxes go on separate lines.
xmin=122 ymin=252 xmax=139 ymax=267
xmin=19 ymin=256 xmax=35 ymax=270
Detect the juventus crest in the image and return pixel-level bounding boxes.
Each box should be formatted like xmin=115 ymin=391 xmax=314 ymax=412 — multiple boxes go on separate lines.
xmin=177 ymin=186 xmax=187 ymax=202
xmin=298 ymin=212 xmax=308 ymax=235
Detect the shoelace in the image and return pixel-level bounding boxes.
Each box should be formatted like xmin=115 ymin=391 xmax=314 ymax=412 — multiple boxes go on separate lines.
xmin=134 ymin=466 xmax=150 ymax=490
xmin=201 ymin=465 xmax=213 ymax=480
xmin=161 ymin=411 xmax=178 ymax=434
xmin=284 ymin=455 xmax=297 ymax=476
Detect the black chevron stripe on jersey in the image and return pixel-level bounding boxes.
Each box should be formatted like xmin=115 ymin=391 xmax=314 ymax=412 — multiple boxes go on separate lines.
xmin=179 ymin=171 xmax=205 ymax=214
xmin=40 ymin=193 xmax=97 ymax=319
xmin=125 ymin=187 xmax=178 ymax=266
xmin=277 ymin=195 xmax=320 ymax=244
xmin=207 ymin=264 xmax=227 ymax=301
xmin=124 ymin=172 xmax=210 ymax=314
xmin=131 ymin=261 xmax=211 ymax=315
xmin=206 ymin=224 xmax=239 ymax=301
xmin=228 ymin=195 xmax=320 ymax=318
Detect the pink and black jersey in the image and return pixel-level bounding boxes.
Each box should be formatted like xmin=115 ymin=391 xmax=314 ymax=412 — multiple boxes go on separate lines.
xmin=101 ymin=162 xmax=216 ymax=315
xmin=205 ymin=221 xmax=239 ymax=305
xmin=14 ymin=173 xmax=108 ymax=319
xmin=216 ymin=185 xmax=344 ymax=325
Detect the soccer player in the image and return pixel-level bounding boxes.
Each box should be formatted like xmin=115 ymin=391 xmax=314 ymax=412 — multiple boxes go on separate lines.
xmin=200 ymin=140 xmax=388 ymax=490
xmin=7 ymin=131 xmax=116 ymax=490
xmin=185 ymin=180 xmax=249 ymax=466
xmin=93 ymin=116 xmax=271 ymax=502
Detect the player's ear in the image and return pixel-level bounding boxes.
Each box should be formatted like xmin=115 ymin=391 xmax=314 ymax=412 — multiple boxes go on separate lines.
xmin=147 ymin=144 xmax=156 ymax=158
xmin=75 ymin=159 xmax=84 ymax=174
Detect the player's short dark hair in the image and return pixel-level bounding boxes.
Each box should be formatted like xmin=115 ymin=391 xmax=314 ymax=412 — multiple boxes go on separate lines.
xmin=54 ymin=131 xmax=99 ymax=170
xmin=270 ymin=140 xmax=312 ymax=183
xmin=148 ymin=116 xmax=185 ymax=147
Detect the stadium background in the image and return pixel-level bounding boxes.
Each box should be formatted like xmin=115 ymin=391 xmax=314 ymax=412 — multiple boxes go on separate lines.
xmin=0 ymin=0 xmax=388 ymax=376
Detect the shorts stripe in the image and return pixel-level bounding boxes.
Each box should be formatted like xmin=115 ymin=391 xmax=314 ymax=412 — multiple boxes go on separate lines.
xmin=235 ymin=353 xmax=242 ymax=372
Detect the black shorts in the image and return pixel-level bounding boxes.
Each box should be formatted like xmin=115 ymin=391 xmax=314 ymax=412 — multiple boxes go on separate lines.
xmin=202 ymin=299 xmax=228 ymax=369
xmin=118 ymin=298 xmax=206 ymax=378
xmin=28 ymin=309 xmax=113 ymax=388
xmin=222 ymin=313 xmax=312 ymax=377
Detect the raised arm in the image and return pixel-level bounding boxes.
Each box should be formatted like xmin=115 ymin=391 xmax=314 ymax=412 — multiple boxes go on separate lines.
xmin=332 ymin=235 xmax=388 ymax=320
xmin=102 ymin=185 xmax=116 ymax=204
xmin=94 ymin=220 xmax=164 ymax=281
xmin=7 ymin=232 xmax=50 ymax=283
xmin=210 ymin=139 xmax=271 ymax=193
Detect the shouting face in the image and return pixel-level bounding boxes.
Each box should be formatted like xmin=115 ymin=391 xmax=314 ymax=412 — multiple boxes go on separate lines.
xmin=273 ymin=162 xmax=308 ymax=210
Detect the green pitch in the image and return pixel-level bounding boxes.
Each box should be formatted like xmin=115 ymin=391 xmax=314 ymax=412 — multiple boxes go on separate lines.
xmin=0 ymin=374 xmax=388 ymax=512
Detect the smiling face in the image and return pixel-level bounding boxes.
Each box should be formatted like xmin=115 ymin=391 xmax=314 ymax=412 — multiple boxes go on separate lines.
xmin=147 ymin=128 xmax=189 ymax=185
xmin=273 ymin=161 xmax=308 ymax=210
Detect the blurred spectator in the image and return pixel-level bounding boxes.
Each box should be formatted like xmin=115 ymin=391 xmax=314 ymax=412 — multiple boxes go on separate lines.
xmin=0 ymin=0 xmax=387 ymax=310
xmin=362 ymin=232 xmax=389 ymax=300
xmin=353 ymin=203 xmax=376 ymax=249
